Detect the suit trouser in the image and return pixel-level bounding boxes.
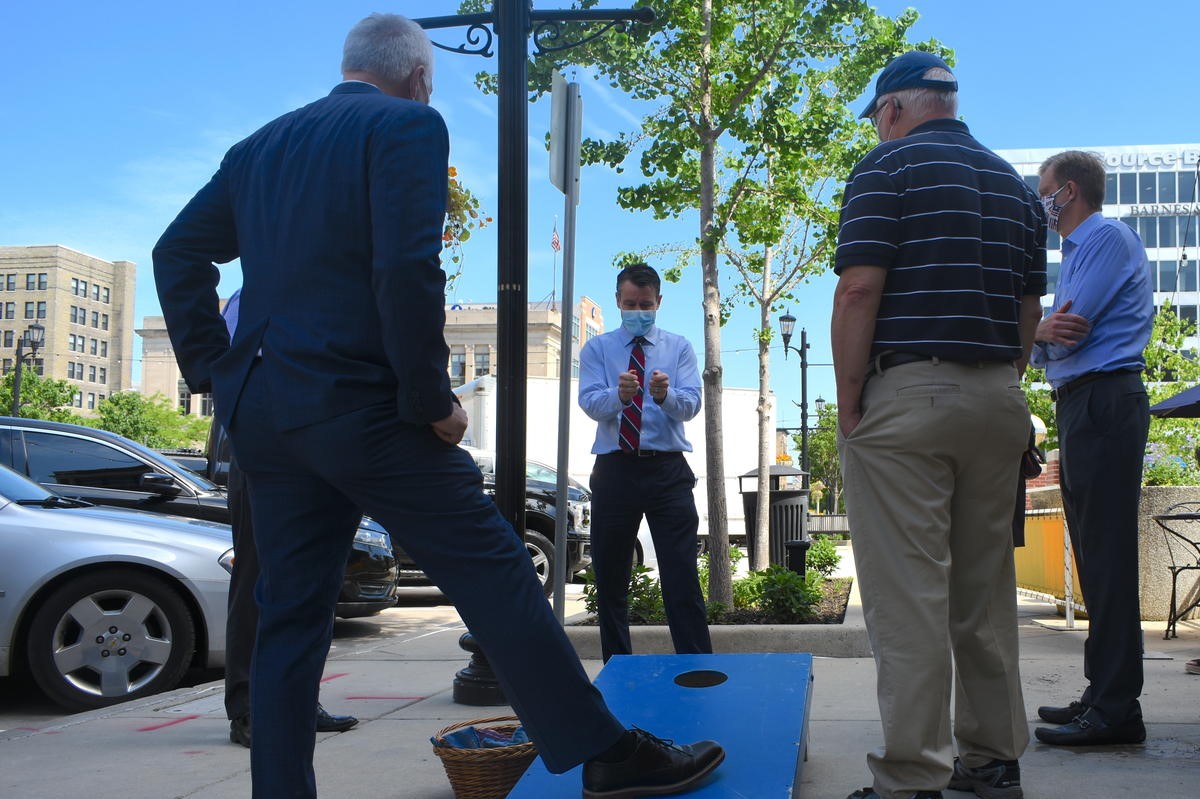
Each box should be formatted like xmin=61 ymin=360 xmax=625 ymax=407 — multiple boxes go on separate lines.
xmin=838 ymin=360 xmax=1029 ymax=798
xmin=1057 ymin=371 xmax=1148 ymax=724
xmin=229 ymin=365 xmax=625 ymax=799
xmin=589 ymin=451 xmax=712 ymax=662
xmin=223 ymin=457 xmax=257 ymax=721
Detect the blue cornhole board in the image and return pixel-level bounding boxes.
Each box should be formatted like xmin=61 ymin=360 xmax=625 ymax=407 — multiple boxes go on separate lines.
xmin=508 ymin=652 xmax=814 ymax=798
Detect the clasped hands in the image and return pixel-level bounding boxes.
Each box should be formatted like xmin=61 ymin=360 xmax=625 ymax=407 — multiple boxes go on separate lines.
xmin=619 ymin=369 xmax=669 ymax=404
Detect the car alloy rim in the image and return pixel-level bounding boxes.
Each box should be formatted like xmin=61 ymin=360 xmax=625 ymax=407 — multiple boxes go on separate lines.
xmin=49 ymin=588 xmax=176 ymax=698
xmin=526 ymin=542 xmax=549 ymax=585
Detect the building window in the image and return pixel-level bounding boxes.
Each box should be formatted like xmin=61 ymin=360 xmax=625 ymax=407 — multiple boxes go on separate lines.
xmin=2 ymin=330 xmax=12 ymax=347
xmin=37 ymin=273 xmax=47 ymax=290
xmin=101 ymin=313 xmax=109 ymax=330
xmin=87 ymin=393 xmax=96 ymax=410
xmin=5 ymin=275 xmax=14 ymax=291
xmin=25 ymin=273 xmax=36 ymax=291
xmin=178 ymin=380 xmax=192 ymax=414
xmin=2 ymin=358 xmax=11 ymax=373
xmin=1161 ymin=217 xmax=1178 ymax=249
xmin=1160 ymin=261 xmax=1178 ymax=292
xmin=1160 ymin=172 xmax=1177 ymax=203
xmin=1105 ymin=173 xmax=1117 ymax=205
xmin=33 ymin=358 xmax=43 ymax=376
xmin=100 ymin=340 xmax=108 ymax=357
xmin=200 ymin=393 xmax=214 ymax=416
xmin=1139 ymin=172 xmax=1157 ymax=203
xmin=79 ymin=280 xmax=88 ymax=298
xmin=5 ymin=303 xmax=14 ymax=320
xmin=1118 ymin=172 xmax=1137 ymax=205
xmin=23 ymin=302 xmax=33 ymax=319
xmin=71 ymin=278 xmax=79 ymax=295
xmin=36 ymin=301 xmax=46 ymax=319
xmin=91 ymin=311 xmax=99 ymax=328
xmin=98 ymin=393 xmax=105 ymax=403
xmin=88 ymin=365 xmax=96 ymax=382
xmin=92 ymin=284 xmax=100 ymax=301
xmin=474 ymin=350 xmax=490 ymax=377
xmin=98 ymin=367 xmax=107 ymax=385
xmin=73 ymin=392 xmax=82 ymax=408
xmin=102 ymin=287 xmax=110 ymax=303
xmin=67 ymin=362 xmax=77 ymax=380
xmin=449 ymin=352 xmax=466 ymax=388
xmin=1180 ymin=260 xmax=1198 ymax=293
xmin=1139 ymin=217 xmax=1157 ymax=249
xmin=70 ymin=306 xmax=81 ymax=324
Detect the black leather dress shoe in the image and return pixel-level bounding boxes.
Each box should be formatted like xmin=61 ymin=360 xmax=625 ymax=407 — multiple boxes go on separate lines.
xmin=315 ymin=704 xmax=358 ymax=733
xmin=1036 ymin=700 xmax=1086 ymax=725
xmin=1034 ymin=707 xmax=1146 ymax=746
xmin=229 ymin=715 xmax=251 ymax=748
xmin=582 ymin=728 xmax=724 ymax=799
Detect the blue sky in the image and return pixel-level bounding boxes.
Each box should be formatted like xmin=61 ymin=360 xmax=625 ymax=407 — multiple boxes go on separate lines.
xmin=2 ymin=1 xmax=1198 ymax=428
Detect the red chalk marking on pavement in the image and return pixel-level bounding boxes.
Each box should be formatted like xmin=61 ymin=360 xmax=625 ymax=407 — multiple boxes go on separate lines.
xmin=137 ymin=714 xmax=201 ymax=732
xmin=319 ymin=673 xmax=350 ymax=683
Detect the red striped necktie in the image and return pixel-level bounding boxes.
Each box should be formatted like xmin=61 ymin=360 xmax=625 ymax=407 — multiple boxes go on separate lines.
xmin=618 ymin=336 xmax=647 ymax=452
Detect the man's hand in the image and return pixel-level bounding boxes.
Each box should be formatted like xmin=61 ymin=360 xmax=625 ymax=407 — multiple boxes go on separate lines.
xmin=431 ymin=406 xmax=468 ymax=445
xmin=1036 ymin=299 xmax=1091 ymax=346
xmin=838 ymin=407 xmax=863 ymax=438
xmin=648 ymin=370 xmax=669 ymax=403
xmin=618 ymin=369 xmax=641 ymax=404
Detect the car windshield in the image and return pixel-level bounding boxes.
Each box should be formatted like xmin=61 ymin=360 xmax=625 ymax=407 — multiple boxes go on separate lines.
xmin=0 ymin=462 xmax=57 ymax=503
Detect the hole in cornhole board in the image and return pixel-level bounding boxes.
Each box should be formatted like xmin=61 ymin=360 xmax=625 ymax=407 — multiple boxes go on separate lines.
xmin=673 ymin=669 xmax=728 ymax=688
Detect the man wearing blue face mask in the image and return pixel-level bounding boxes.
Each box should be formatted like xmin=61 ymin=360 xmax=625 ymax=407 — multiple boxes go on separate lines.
xmin=579 ymin=262 xmax=711 ymax=662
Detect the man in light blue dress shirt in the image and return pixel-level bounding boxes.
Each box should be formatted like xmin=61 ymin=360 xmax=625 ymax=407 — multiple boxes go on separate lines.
xmin=1030 ymin=150 xmax=1153 ymax=747
xmin=579 ymin=263 xmax=712 ymax=662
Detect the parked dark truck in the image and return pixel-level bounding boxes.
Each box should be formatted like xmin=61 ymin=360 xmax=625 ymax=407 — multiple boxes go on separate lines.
xmin=0 ymin=417 xmax=398 ymax=618
xmin=199 ymin=424 xmax=590 ymax=597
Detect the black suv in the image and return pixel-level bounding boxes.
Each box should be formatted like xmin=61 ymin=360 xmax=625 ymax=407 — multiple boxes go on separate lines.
xmin=199 ymin=425 xmax=589 ymax=597
xmin=0 ymin=417 xmax=398 ymax=617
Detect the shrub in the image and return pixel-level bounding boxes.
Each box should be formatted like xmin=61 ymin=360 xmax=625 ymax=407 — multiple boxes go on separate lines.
xmin=752 ymin=565 xmax=823 ymax=623
xmin=731 ymin=571 xmax=765 ymax=609
xmin=581 ymin=564 xmax=666 ymax=624
xmin=805 ymin=536 xmax=841 ymax=578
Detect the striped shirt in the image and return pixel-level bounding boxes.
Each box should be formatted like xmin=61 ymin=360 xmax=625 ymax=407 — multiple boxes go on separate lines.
xmin=834 ymin=118 xmax=1047 ymax=362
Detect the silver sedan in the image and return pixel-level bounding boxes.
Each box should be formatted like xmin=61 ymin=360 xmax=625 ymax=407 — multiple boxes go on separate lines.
xmin=0 ymin=465 xmax=232 ymax=711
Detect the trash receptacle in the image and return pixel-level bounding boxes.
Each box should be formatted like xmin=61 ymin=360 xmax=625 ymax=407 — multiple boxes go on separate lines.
xmin=739 ymin=465 xmax=810 ymax=567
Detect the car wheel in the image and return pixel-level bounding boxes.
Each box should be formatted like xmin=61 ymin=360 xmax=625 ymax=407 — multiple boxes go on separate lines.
xmin=524 ymin=530 xmax=556 ymax=598
xmin=26 ymin=569 xmax=197 ymax=712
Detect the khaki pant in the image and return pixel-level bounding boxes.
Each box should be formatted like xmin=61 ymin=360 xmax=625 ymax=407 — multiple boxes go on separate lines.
xmin=839 ymin=359 xmax=1030 ymax=798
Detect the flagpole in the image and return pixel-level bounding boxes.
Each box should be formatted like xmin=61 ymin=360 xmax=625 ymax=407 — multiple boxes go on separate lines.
xmin=550 ymin=216 xmax=559 ymax=310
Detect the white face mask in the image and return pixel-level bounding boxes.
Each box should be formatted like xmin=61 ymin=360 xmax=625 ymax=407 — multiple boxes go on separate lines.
xmin=1041 ymin=185 xmax=1072 ymax=231
xmin=620 ymin=310 xmax=656 ymax=337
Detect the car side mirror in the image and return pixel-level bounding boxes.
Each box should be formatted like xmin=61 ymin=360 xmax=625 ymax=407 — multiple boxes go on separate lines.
xmin=140 ymin=472 xmax=182 ymax=497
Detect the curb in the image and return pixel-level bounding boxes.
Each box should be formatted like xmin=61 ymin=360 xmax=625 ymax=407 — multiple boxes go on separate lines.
xmin=563 ymin=577 xmax=870 ymax=659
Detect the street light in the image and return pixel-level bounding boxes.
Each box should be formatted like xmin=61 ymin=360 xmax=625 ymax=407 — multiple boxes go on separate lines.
xmin=12 ymin=321 xmax=46 ymax=418
xmin=778 ymin=311 xmax=811 ymax=483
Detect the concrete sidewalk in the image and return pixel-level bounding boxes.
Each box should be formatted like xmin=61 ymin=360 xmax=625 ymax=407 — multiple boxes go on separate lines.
xmin=2 ymin=584 xmax=1199 ymax=797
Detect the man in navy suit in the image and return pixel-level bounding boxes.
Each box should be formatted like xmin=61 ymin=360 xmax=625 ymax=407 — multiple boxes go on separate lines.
xmin=154 ymin=13 xmax=722 ymax=799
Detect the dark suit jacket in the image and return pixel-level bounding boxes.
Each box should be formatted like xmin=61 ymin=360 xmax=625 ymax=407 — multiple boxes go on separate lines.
xmin=153 ymin=82 xmax=452 ymax=431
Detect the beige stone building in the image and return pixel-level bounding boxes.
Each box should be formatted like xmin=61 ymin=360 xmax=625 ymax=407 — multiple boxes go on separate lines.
xmin=444 ymin=297 xmax=604 ymax=387
xmin=139 ymin=296 xmax=606 ymax=413
xmin=0 ymin=245 xmax=135 ymax=412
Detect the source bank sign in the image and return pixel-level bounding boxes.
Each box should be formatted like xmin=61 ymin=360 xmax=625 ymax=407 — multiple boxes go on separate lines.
xmin=1104 ymin=148 xmax=1200 ymax=169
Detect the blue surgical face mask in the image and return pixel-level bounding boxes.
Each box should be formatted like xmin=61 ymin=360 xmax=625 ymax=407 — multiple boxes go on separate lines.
xmin=620 ymin=310 xmax=656 ymax=337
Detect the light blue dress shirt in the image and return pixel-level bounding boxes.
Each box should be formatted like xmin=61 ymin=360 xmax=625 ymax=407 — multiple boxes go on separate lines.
xmin=1030 ymin=212 xmax=1153 ymax=388
xmin=578 ymin=325 xmax=702 ymax=454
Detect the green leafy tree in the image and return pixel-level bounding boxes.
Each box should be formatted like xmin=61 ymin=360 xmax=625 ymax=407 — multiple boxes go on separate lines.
xmin=800 ymin=401 xmax=842 ymax=513
xmin=0 ymin=370 xmax=81 ymax=421
xmin=93 ymin=391 xmax=211 ymax=450
xmin=459 ymin=0 xmax=933 ymax=601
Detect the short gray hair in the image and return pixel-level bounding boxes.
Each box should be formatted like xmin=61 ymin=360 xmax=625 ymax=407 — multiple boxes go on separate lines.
xmin=341 ymin=13 xmax=433 ymax=90
xmin=1039 ymin=150 xmax=1106 ymax=210
xmin=891 ymin=67 xmax=957 ymax=118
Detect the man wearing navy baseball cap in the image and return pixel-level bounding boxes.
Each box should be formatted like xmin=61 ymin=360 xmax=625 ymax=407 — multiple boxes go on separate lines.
xmin=832 ymin=51 xmax=1046 ymax=799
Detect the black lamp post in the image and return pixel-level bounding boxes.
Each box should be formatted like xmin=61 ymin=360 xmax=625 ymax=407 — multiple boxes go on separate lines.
xmin=778 ymin=312 xmax=810 ymax=482
xmin=12 ymin=321 xmax=46 ymax=418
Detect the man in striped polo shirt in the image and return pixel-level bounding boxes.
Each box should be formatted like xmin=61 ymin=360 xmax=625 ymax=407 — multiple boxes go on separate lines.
xmin=831 ymin=51 xmax=1046 ymax=799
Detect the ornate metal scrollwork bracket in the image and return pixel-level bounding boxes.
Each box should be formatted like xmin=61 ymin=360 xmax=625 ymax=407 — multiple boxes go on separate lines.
xmin=531 ymin=19 xmax=626 ymax=55
xmin=417 ymin=13 xmax=497 ymax=59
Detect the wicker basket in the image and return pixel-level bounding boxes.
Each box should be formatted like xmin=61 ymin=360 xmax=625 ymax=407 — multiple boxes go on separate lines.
xmin=431 ymin=715 xmax=538 ymax=799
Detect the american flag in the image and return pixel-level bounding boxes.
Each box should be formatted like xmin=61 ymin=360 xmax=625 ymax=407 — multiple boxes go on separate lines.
xmin=550 ymin=227 xmax=561 ymax=253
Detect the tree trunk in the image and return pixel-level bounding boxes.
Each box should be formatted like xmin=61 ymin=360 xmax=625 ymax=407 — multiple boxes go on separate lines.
xmin=699 ymin=0 xmax=731 ymax=606
xmin=752 ymin=247 xmax=775 ymax=572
